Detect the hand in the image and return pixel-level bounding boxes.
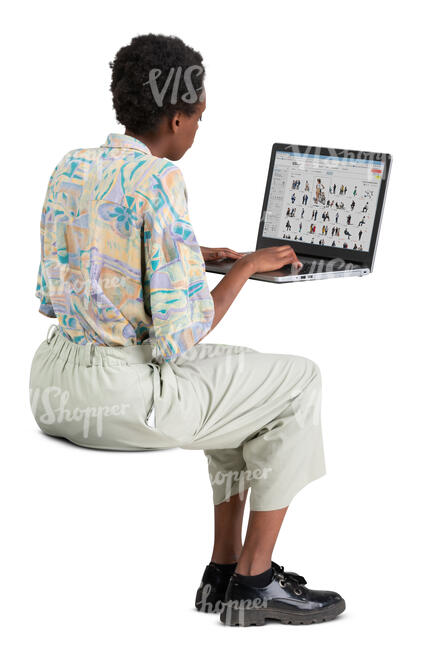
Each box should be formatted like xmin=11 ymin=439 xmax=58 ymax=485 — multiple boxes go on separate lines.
xmin=242 ymin=245 xmax=303 ymax=274
xmin=204 ymin=245 xmax=302 ymax=341
xmin=200 ymin=246 xmax=246 ymax=263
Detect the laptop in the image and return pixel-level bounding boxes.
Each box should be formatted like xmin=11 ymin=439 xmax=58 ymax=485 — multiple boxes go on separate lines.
xmin=205 ymin=143 xmax=392 ymax=283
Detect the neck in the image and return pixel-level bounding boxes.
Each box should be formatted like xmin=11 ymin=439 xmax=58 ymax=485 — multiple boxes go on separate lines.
xmin=125 ymin=129 xmax=169 ymax=158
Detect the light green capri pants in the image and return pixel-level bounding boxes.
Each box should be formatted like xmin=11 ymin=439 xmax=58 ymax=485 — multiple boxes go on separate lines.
xmin=29 ymin=325 xmax=326 ymax=511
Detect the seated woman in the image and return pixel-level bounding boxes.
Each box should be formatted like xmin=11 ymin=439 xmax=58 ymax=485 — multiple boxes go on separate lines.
xmin=30 ymin=33 xmax=345 ymax=627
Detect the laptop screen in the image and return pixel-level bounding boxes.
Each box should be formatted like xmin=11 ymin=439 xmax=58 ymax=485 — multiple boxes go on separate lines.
xmin=262 ymin=151 xmax=385 ymax=252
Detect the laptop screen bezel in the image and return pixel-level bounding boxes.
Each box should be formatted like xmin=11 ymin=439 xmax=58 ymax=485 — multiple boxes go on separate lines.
xmin=255 ymin=143 xmax=392 ymax=266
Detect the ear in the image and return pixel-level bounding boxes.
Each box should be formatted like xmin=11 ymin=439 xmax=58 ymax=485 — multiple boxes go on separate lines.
xmin=170 ymin=112 xmax=183 ymax=134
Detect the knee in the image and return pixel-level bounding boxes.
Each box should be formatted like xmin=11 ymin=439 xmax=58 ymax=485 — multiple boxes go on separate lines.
xmin=306 ymin=357 xmax=321 ymax=381
xmin=292 ymin=355 xmax=322 ymax=388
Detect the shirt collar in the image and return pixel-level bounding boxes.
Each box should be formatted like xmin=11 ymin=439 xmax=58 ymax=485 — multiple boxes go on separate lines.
xmin=101 ymin=132 xmax=151 ymax=155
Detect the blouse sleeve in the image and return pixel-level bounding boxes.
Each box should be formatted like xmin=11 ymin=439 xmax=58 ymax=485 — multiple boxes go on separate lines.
xmin=143 ymin=164 xmax=214 ymax=362
xmin=35 ymin=167 xmax=58 ymax=319
xmin=36 ymin=260 xmax=56 ymax=318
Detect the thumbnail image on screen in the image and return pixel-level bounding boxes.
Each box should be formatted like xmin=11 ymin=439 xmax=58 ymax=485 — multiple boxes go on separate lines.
xmin=262 ymin=151 xmax=384 ymax=252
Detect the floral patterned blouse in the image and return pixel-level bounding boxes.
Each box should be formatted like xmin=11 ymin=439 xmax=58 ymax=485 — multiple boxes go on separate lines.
xmin=36 ymin=132 xmax=214 ymax=361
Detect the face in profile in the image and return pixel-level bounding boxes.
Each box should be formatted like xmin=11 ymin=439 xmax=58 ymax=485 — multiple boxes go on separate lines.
xmin=167 ymin=93 xmax=206 ymax=161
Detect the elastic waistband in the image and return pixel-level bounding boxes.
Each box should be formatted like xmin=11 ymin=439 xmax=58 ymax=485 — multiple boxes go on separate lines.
xmin=45 ymin=324 xmax=155 ymax=367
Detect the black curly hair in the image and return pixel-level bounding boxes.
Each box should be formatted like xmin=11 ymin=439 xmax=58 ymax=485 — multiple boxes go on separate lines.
xmin=109 ymin=34 xmax=205 ymax=136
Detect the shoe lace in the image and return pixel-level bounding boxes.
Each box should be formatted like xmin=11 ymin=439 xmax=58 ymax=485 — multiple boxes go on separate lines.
xmin=272 ymin=561 xmax=307 ymax=587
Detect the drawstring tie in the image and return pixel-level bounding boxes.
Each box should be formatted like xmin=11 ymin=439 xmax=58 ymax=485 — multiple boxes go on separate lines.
xmin=46 ymin=324 xmax=59 ymax=344
xmin=146 ymin=361 xmax=161 ymax=427
xmin=85 ymin=341 xmax=96 ymax=367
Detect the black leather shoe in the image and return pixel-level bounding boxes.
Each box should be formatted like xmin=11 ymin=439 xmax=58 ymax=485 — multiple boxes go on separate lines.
xmin=195 ymin=563 xmax=232 ymax=613
xmin=220 ymin=561 xmax=345 ymax=626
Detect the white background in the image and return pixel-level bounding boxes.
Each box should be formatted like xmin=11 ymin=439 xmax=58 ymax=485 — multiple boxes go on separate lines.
xmin=1 ymin=1 xmax=424 ymax=648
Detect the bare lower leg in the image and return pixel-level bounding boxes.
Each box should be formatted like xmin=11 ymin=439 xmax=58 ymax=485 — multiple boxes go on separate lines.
xmin=211 ymin=491 xmax=248 ymax=564
xmin=236 ymin=507 xmax=288 ymax=575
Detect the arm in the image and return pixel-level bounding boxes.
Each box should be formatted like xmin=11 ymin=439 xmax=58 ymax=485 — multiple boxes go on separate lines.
xmin=198 ymin=256 xmax=254 ymax=340
xmin=36 ymin=162 xmax=62 ymax=319
xmin=36 ymin=260 xmax=57 ymax=318
xmin=143 ymin=164 xmax=215 ymax=362
xmin=198 ymin=245 xmax=302 ymax=341
xmin=146 ymin=164 xmax=301 ymax=356
xmin=200 ymin=245 xmax=245 ymax=263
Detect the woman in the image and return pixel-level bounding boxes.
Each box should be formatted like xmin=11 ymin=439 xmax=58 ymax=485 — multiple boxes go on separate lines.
xmin=30 ymin=33 xmax=345 ymax=627
xmin=315 ymin=177 xmax=324 ymax=203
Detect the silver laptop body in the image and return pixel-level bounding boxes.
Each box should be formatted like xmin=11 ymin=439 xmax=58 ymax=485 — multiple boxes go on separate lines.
xmin=206 ymin=143 xmax=392 ymax=284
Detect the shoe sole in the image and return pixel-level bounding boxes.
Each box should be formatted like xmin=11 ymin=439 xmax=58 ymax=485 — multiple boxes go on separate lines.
xmin=220 ymin=599 xmax=346 ymax=626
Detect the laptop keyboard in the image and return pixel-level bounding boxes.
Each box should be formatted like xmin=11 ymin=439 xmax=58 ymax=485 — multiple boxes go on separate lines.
xmin=278 ymin=259 xmax=315 ymax=273
xmin=294 ymin=259 xmax=360 ymax=273
xmin=298 ymin=262 xmax=313 ymax=273
xmin=210 ymin=256 xmax=359 ymax=274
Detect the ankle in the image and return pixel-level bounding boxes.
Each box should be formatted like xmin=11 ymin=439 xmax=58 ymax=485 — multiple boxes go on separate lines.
xmin=236 ymin=556 xmax=272 ymax=576
xmin=211 ymin=553 xmax=240 ymax=564
xmin=211 ymin=545 xmax=242 ymax=565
